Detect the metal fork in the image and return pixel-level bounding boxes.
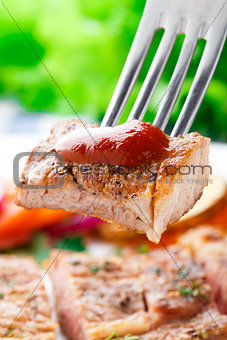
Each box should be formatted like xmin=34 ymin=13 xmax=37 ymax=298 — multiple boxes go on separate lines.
xmin=101 ymin=0 xmax=227 ymax=136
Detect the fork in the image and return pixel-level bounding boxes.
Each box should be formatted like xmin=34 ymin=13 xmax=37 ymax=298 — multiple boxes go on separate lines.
xmin=101 ymin=0 xmax=227 ymax=136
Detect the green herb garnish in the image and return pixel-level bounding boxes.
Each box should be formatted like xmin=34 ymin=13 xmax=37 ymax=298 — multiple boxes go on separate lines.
xmin=178 ymin=280 xmax=210 ymax=302
xmin=90 ymin=265 xmax=100 ymax=274
xmin=137 ymin=244 xmax=149 ymax=254
xmin=0 ymin=293 xmax=3 ymax=299
xmin=178 ymin=286 xmax=193 ymax=297
xmin=105 ymin=332 xmax=120 ymax=340
xmin=105 ymin=333 xmax=140 ymax=340
xmin=124 ymin=335 xmax=140 ymax=340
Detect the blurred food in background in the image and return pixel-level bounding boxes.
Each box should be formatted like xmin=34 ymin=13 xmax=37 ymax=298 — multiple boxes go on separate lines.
xmin=0 ymin=182 xmax=72 ymax=249
xmin=0 ymin=181 xmax=102 ymax=253
xmin=0 ymin=0 xmax=226 ymax=140
xmin=0 ymin=175 xmax=227 ymax=258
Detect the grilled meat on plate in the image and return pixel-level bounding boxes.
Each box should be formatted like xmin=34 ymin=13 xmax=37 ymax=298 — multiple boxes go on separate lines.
xmin=0 ymin=256 xmax=56 ymax=339
xmin=49 ymin=244 xmax=226 ymax=340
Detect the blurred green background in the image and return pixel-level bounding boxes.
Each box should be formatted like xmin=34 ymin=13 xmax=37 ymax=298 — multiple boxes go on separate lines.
xmin=0 ymin=0 xmax=226 ymax=140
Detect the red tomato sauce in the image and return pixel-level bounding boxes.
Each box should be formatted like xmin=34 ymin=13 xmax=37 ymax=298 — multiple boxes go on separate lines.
xmin=55 ymin=120 xmax=169 ymax=167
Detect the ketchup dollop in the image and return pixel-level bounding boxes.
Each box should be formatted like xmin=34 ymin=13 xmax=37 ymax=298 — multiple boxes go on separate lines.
xmin=55 ymin=120 xmax=169 ymax=168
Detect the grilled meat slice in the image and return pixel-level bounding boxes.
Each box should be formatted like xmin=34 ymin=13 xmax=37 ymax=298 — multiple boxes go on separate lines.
xmin=49 ymin=252 xmax=150 ymax=340
xmin=179 ymin=226 xmax=227 ymax=314
xmin=0 ymin=255 xmax=56 ymax=339
xmin=141 ymin=307 xmax=227 ymax=340
xmin=16 ymin=120 xmax=210 ymax=242
xmin=140 ymin=247 xmax=211 ymax=328
xmin=49 ymin=247 xmax=211 ymax=340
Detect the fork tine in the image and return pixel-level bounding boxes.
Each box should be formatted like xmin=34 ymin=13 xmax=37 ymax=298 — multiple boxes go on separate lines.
xmin=153 ymin=25 xmax=202 ymax=131
xmin=101 ymin=1 xmax=158 ymax=127
xmin=171 ymin=26 xmax=227 ymax=137
xmin=128 ymin=21 xmax=179 ymax=122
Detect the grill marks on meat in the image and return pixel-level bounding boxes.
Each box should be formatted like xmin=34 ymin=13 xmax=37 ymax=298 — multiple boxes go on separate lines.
xmin=50 ymin=253 xmax=150 ymax=340
xmin=49 ymin=247 xmax=221 ymax=340
xmin=0 ymin=256 xmax=56 ymax=339
xmin=141 ymin=253 xmax=210 ymax=327
xmin=16 ymin=120 xmax=210 ymax=243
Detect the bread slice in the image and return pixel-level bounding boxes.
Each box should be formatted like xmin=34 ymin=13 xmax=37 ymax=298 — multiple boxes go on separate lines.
xmin=0 ymin=255 xmax=56 ymax=339
xmin=16 ymin=120 xmax=210 ymax=242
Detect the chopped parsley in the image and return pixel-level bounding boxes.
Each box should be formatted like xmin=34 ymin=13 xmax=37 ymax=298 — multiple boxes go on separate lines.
xmin=0 ymin=293 xmax=3 ymax=299
xmin=178 ymin=280 xmax=210 ymax=302
xmin=90 ymin=265 xmax=100 ymax=274
xmin=124 ymin=336 xmax=140 ymax=340
xmin=137 ymin=244 xmax=149 ymax=254
xmin=105 ymin=333 xmax=140 ymax=340
xmin=178 ymin=286 xmax=193 ymax=297
xmin=105 ymin=332 xmax=120 ymax=340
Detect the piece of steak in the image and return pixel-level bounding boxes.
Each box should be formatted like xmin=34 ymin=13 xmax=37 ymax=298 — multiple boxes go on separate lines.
xmin=49 ymin=246 xmax=213 ymax=340
xmin=0 ymin=255 xmax=56 ymax=339
xmin=16 ymin=120 xmax=210 ymax=242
